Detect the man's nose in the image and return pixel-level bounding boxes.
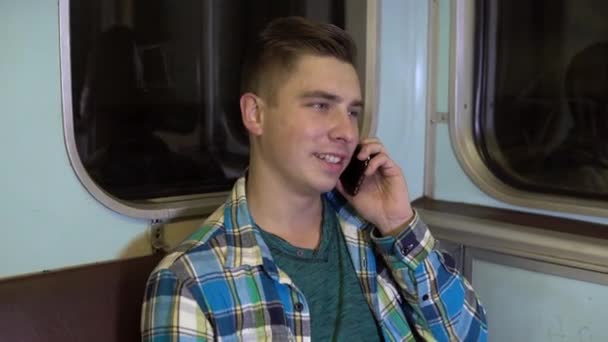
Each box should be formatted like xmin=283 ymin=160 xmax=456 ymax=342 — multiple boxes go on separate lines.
xmin=329 ymin=109 xmax=358 ymax=143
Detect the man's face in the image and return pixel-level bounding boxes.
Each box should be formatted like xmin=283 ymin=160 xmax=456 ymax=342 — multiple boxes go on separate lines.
xmin=256 ymin=54 xmax=362 ymax=196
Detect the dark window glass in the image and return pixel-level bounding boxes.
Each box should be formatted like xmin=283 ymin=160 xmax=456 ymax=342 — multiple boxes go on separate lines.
xmin=69 ymin=0 xmax=345 ymax=200
xmin=474 ymin=0 xmax=608 ymax=199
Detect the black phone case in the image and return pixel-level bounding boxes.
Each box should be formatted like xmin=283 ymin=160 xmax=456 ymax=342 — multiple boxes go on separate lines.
xmin=340 ymin=145 xmax=369 ymax=196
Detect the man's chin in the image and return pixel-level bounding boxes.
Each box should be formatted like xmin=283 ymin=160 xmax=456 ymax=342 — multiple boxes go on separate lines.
xmin=302 ymin=173 xmax=339 ymax=195
xmin=316 ymin=179 xmax=339 ymax=194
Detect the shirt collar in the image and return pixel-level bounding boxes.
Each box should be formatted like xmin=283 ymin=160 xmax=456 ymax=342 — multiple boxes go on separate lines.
xmin=222 ymin=177 xmax=268 ymax=270
xmin=222 ymin=177 xmax=371 ymax=271
xmin=322 ymin=190 xmax=371 ymax=231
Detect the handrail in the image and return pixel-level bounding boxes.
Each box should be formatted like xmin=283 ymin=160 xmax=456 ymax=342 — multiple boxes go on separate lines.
xmin=414 ymin=198 xmax=608 ymax=274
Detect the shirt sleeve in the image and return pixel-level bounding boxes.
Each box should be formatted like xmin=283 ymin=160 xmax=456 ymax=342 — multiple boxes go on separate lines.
xmin=141 ymin=268 xmax=214 ymax=342
xmin=371 ymin=210 xmax=488 ymax=342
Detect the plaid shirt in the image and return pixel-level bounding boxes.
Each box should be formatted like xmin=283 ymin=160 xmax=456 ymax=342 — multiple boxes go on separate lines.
xmin=141 ymin=177 xmax=487 ymax=341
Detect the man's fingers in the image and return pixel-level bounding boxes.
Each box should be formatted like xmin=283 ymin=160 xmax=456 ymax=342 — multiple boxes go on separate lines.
xmin=364 ymin=152 xmax=389 ymax=176
xmin=357 ymin=139 xmax=385 ymax=160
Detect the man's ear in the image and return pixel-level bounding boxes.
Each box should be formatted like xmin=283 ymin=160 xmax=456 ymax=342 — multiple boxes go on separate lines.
xmin=240 ymin=93 xmax=263 ymax=136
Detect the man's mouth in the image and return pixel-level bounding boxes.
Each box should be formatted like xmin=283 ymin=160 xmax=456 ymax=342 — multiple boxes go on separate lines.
xmin=314 ymin=153 xmax=344 ymax=164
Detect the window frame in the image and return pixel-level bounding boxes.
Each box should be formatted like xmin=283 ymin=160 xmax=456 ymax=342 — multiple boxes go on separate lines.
xmin=450 ymin=0 xmax=608 ymax=218
xmin=59 ymin=0 xmax=380 ymax=220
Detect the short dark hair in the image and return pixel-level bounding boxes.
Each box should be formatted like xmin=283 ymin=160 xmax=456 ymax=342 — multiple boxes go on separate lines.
xmin=241 ymin=16 xmax=357 ymax=104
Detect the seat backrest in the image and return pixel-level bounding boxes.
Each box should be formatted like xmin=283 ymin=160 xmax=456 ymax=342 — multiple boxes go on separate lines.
xmin=0 ymin=254 xmax=161 ymax=342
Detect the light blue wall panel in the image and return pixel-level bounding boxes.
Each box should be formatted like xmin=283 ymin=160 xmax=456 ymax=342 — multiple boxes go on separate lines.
xmin=0 ymin=0 xmax=149 ymax=278
xmin=376 ymin=0 xmax=428 ymax=201
xmin=473 ymin=258 xmax=608 ymax=342
xmin=436 ymin=0 xmax=450 ymax=113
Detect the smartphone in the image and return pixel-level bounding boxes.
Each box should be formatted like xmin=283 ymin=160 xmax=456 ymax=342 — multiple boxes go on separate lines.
xmin=340 ymin=144 xmax=370 ymax=196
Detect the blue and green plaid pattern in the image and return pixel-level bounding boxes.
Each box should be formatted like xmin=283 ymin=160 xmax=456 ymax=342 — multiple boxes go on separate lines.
xmin=141 ymin=177 xmax=487 ymax=341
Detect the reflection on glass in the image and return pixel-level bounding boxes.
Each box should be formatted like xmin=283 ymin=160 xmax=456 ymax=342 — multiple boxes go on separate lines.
xmin=69 ymin=0 xmax=345 ymax=200
xmin=474 ymin=0 xmax=608 ymax=199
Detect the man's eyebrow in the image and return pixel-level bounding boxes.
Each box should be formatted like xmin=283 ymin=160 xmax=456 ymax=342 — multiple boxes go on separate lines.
xmin=299 ymin=90 xmax=364 ymax=107
xmin=350 ymin=99 xmax=364 ymax=108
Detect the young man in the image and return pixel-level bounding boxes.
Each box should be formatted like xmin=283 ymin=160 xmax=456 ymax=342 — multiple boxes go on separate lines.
xmin=142 ymin=17 xmax=487 ymax=341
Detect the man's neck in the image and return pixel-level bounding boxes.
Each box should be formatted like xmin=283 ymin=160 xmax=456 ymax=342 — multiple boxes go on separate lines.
xmin=246 ymin=163 xmax=323 ymax=249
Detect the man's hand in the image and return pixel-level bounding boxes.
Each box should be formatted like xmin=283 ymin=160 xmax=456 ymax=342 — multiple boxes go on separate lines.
xmin=336 ymin=138 xmax=414 ymax=236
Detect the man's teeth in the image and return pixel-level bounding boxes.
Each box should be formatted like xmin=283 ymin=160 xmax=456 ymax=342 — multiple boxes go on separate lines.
xmin=316 ymin=154 xmax=342 ymax=164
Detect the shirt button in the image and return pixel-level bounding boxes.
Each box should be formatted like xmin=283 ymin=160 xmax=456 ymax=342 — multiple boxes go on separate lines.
xmin=296 ymin=250 xmax=304 ymax=257
xmin=422 ymin=294 xmax=429 ymax=301
xmin=294 ymin=302 xmax=304 ymax=312
xmin=402 ymin=243 xmax=414 ymax=255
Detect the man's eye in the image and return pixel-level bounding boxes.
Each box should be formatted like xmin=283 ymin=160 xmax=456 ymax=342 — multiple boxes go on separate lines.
xmin=349 ymin=110 xmax=361 ymax=118
xmin=311 ymin=103 xmax=329 ymax=111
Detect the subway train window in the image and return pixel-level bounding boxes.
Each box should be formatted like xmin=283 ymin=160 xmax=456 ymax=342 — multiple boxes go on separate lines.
xmin=62 ymin=0 xmax=366 ymax=204
xmin=473 ymin=0 xmax=608 ymax=200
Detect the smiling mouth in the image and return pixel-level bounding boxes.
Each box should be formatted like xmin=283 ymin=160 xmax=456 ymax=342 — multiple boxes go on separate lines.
xmin=314 ymin=153 xmax=344 ymax=164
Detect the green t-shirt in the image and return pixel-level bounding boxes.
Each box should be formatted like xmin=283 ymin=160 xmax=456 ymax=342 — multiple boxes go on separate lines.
xmin=259 ymin=200 xmax=383 ymax=341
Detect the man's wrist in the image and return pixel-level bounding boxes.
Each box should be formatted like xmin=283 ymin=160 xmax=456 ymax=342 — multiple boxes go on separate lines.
xmin=377 ymin=208 xmax=416 ymax=237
